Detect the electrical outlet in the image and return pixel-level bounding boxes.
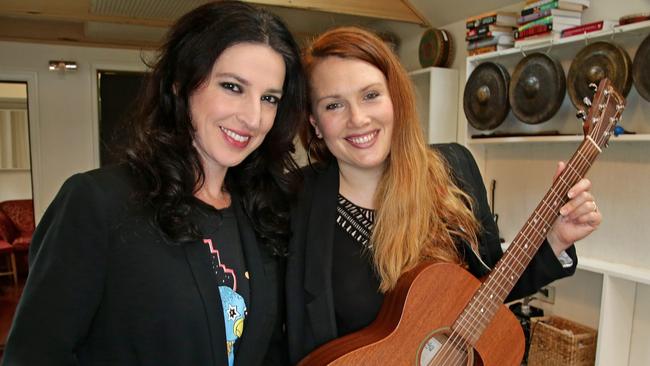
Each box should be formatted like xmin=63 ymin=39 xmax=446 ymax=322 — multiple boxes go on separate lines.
xmin=536 ymin=286 xmax=555 ymax=304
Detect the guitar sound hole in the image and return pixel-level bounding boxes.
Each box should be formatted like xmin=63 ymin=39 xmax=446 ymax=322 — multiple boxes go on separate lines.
xmin=416 ymin=328 xmax=473 ymax=366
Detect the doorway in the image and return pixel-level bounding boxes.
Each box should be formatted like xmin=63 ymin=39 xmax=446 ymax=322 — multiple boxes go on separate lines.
xmin=97 ymin=70 xmax=145 ymax=166
xmin=0 ymin=80 xmax=34 ymax=351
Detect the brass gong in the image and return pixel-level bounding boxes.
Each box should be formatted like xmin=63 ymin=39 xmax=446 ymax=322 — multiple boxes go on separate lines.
xmin=463 ymin=62 xmax=510 ymax=131
xmin=633 ymin=33 xmax=650 ymax=102
xmin=509 ymin=53 xmax=566 ymax=124
xmin=567 ymin=41 xmax=632 ymax=111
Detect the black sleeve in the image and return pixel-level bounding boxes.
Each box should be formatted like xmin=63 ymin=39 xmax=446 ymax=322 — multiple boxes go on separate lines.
xmin=1 ymin=173 xmax=111 ymax=366
xmin=442 ymin=143 xmax=577 ymax=302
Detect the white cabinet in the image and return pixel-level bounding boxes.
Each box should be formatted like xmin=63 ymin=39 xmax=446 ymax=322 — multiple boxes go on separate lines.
xmin=409 ymin=67 xmax=459 ymax=144
xmin=461 ymin=20 xmax=650 ymax=366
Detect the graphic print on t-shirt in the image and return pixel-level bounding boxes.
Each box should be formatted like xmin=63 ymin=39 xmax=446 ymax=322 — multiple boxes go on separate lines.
xmin=204 ymin=238 xmax=247 ymax=366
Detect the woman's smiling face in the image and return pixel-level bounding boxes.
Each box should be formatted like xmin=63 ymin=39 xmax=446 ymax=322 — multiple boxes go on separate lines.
xmin=189 ymin=42 xmax=285 ymax=177
xmin=309 ymin=56 xmax=394 ymax=175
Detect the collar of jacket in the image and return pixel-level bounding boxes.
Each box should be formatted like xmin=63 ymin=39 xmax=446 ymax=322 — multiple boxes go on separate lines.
xmin=303 ymin=161 xmax=340 ymax=344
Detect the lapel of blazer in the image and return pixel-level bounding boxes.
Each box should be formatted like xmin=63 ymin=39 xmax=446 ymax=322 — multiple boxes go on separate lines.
xmin=183 ymin=229 xmax=229 ymax=366
xmin=303 ymin=162 xmax=340 ymax=344
xmin=231 ymin=194 xmax=276 ymax=366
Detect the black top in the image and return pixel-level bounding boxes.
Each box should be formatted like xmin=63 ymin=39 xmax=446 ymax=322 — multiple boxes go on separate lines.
xmin=332 ymin=195 xmax=382 ymax=336
xmin=286 ymin=143 xmax=578 ymax=364
xmin=195 ymin=203 xmax=250 ymax=366
xmin=2 ymin=165 xmax=287 ymax=366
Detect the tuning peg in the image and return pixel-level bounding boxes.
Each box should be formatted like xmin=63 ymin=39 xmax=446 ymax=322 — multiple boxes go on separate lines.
xmin=589 ymin=83 xmax=598 ymax=92
xmin=583 ymin=97 xmax=592 ymax=107
xmin=576 ymin=110 xmax=586 ymax=121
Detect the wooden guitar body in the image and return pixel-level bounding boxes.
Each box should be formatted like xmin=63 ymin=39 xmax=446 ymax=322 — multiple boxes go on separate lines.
xmin=298 ymin=262 xmax=524 ymax=366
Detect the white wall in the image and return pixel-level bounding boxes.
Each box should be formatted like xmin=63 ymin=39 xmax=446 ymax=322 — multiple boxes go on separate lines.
xmin=0 ymin=41 xmax=151 ymax=220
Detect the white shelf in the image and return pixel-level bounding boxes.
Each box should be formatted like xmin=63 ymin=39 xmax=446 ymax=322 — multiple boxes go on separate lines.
xmin=467 ymin=19 xmax=650 ymax=64
xmin=468 ymin=133 xmax=650 ymax=144
xmin=578 ymin=257 xmax=650 ymax=286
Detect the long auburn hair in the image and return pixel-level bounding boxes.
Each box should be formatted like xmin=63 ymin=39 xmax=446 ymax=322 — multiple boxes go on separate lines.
xmin=301 ymin=27 xmax=480 ymax=291
xmin=125 ymin=1 xmax=306 ymax=256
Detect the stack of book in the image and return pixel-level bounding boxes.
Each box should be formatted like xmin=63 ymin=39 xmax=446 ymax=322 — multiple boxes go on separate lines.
xmin=514 ymin=0 xmax=590 ymax=47
xmin=465 ymin=11 xmax=517 ymax=56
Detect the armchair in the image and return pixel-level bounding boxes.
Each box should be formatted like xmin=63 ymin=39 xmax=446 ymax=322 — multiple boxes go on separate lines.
xmin=0 ymin=199 xmax=34 ymax=285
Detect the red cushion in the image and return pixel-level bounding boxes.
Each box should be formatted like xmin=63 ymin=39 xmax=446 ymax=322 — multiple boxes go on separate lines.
xmin=12 ymin=236 xmax=30 ymax=250
xmin=0 ymin=210 xmax=17 ymax=243
xmin=0 ymin=240 xmax=13 ymax=253
xmin=0 ymin=200 xmax=34 ymax=235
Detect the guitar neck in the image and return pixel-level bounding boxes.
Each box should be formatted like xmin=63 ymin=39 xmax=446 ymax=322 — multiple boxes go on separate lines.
xmin=454 ymin=137 xmax=602 ymax=345
xmin=451 ymin=79 xmax=625 ymax=346
xmin=493 ymin=137 xmax=601 ymax=297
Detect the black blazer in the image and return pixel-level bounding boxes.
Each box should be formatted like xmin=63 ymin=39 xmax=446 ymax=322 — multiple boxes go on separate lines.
xmin=285 ymin=143 xmax=577 ymax=364
xmin=2 ymin=165 xmax=287 ymax=366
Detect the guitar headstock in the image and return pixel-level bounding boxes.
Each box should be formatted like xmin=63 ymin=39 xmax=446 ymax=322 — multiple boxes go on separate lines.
xmin=581 ymin=78 xmax=626 ymax=150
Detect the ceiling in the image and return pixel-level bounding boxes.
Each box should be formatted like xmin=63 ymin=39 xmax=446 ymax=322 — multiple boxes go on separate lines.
xmin=0 ymin=0 xmax=521 ymax=49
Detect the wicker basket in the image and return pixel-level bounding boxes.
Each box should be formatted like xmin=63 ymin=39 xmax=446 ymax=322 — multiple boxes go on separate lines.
xmin=527 ymin=316 xmax=597 ymax=366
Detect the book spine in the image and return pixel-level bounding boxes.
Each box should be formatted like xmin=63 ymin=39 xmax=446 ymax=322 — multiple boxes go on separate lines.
xmin=518 ymin=9 xmax=552 ymax=24
xmin=560 ymin=21 xmax=603 ymax=37
xmin=522 ymin=0 xmax=555 ymax=11
xmin=466 ymin=24 xmax=511 ymax=39
xmin=479 ymin=15 xmax=497 ymax=26
xmin=521 ymin=1 xmax=559 ymax=16
xmin=515 ymin=23 xmax=553 ymax=39
xmin=469 ymin=45 xmax=498 ymax=56
xmin=518 ymin=15 xmax=553 ymax=31
xmin=467 ymin=34 xmax=513 ymax=50
xmin=466 ymin=32 xmax=493 ymax=42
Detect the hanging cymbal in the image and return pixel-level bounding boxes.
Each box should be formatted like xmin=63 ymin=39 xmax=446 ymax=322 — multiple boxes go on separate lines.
xmin=463 ymin=62 xmax=510 ymax=131
xmin=509 ymin=53 xmax=566 ymax=125
xmin=633 ymin=33 xmax=650 ymax=102
xmin=567 ymin=41 xmax=632 ymax=111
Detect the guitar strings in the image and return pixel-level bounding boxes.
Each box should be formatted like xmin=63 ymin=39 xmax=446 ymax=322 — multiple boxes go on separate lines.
xmin=430 ymin=89 xmax=620 ymax=366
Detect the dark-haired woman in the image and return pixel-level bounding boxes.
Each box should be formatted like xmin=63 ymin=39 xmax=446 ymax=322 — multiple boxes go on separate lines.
xmin=2 ymin=2 xmax=305 ymax=365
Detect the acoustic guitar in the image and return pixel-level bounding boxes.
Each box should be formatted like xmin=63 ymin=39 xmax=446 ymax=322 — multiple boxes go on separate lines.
xmin=298 ymin=78 xmax=625 ymax=366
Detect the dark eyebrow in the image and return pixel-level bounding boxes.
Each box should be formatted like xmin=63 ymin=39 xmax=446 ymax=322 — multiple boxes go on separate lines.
xmin=215 ymin=72 xmax=282 ymax=95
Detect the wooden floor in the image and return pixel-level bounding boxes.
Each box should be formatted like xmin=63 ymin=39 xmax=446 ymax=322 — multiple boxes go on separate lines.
xmin=0 ymin=278 xmax=25 ymax=361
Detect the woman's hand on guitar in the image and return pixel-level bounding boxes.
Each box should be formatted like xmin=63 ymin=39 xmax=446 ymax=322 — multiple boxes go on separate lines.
xmin=547 ymin=161 xmax=602 ymax=256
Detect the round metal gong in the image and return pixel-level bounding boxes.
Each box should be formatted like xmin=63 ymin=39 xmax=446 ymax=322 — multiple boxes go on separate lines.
xmin=567 ymin=41 xmax=632 ymax=111
xmin=509 ymin=53 xmax=566 ymax=124
xmin=633 ymin=33 xmax=650 ymax=102
xmin=463 ymin=62 xmax=510 ymax=131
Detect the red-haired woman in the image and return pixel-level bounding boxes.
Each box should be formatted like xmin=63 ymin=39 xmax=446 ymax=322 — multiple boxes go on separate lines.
xmin=285 ymin=26 xmax=601 ymax=363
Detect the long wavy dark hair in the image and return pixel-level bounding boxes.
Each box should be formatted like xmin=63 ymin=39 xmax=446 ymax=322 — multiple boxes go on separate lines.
xmin=125 ymin=1 xmax=306 ymax=256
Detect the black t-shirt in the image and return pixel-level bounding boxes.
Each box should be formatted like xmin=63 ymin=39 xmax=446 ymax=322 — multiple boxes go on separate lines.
xmin=331 ymin=195 xmax=384 ymax=336
xmin=195 ymin=202 xmax=249 ymax=366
